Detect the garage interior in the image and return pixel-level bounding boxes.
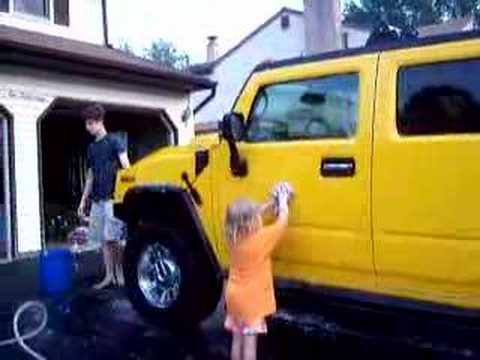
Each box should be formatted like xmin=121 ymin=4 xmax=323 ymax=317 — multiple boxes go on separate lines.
xmin=39 ymin=99 xmax=175 ymax=247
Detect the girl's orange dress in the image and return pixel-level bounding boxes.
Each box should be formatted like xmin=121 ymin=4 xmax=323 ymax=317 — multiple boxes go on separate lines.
xmin=224 ymin=217 xmax=287 ymax=335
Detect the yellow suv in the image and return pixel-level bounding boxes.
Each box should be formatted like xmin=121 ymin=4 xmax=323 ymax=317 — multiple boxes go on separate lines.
xmin=115 ymin=31 xmax=480 ymax=325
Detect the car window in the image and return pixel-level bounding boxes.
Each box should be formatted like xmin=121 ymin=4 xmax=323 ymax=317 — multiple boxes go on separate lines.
xmin=246 ymin=74 xmax=359 ymax=143
xmin=398 ymin=59 xmax=480 ymax=135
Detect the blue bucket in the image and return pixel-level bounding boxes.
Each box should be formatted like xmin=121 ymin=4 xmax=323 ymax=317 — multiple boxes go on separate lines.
xmin=39 ymin=248 xmax=74 ymax=298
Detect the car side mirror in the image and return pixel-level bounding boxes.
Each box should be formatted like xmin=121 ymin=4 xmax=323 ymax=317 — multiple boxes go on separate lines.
xmin=221 ymin=112 xmax=245 ymax=142
xmin=220 ymin=113 xmax=248 ymax=177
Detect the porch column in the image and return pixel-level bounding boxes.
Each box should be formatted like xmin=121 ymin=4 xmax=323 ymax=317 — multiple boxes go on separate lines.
xmin=1 ymin=88 xmax=53 ymax=254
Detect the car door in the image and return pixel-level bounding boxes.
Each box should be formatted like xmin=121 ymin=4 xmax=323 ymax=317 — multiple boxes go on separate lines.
xmin=373 ymin=38 xmax=480 ymax=309
xmin=212 ymin=54 xmax=378 ymax=292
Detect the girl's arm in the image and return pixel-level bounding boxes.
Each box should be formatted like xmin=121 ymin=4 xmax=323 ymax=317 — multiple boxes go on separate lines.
xmin=258 ymin=199 xmax=289 ymax=256
xmin=257 ymin=183 xmax=293 ymax=255
xmin=259 ymin=199 xmax=276 ymax=217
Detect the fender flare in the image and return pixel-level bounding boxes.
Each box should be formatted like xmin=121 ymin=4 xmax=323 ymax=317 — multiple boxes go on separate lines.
xmin=115 ymin=184 xmax=222 ymax=280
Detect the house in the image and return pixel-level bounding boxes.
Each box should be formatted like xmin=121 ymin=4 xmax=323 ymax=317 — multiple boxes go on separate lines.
xmin=0 ymin=0 xmax=214 ymax=261
xmin=418 ymin=16 xmax=475 ymax=37
xmin=190 ymin=7 xmax=370 ymax=130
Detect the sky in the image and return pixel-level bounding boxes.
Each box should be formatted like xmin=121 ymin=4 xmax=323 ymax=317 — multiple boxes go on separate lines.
xmin=108 ymin=0 xmax=305 ymax=64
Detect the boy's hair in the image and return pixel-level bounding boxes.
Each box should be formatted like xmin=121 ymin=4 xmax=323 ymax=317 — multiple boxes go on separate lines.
xmin=225 ymin=198 xmax=261 ymax=246
xmin=82 ymin=103 xmax=105 ymax=122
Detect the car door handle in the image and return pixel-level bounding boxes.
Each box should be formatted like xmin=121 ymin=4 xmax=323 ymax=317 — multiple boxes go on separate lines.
xmin=321 ymin=158 xmax=355 ymax=177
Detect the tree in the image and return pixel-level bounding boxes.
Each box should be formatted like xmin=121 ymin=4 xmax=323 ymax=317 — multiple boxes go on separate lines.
xmin=434 ymin=0 xmax=478 ymax=18
xmin=143 ymin=39 xmax=190 ymax=70
xmin=344 ymin=0 xmax=480 ymax=29
xmin=118 ymin=40 xmax=135 ymax=56
xmin=115 ymin=39 xmax=190 ymax=71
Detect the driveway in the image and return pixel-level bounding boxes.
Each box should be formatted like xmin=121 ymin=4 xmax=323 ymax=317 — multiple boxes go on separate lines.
xmin=0 ymin=253 xmax=479 ymax=359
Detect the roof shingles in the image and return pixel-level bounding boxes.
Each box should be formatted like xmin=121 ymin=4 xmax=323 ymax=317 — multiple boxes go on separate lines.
xmin=0 ymin=25 xmax=214 ymax=91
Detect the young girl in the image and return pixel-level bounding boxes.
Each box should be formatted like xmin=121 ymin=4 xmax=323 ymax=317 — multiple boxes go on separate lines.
xmin=224 ymin=182 xmax=293 ymax=360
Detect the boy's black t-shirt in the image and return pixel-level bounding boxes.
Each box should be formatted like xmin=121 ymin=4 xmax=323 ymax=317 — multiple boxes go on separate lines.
xmin=87 ymin=134 xmax=126 ymax=202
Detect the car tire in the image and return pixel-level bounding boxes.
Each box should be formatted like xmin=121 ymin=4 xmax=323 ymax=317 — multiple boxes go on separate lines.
xmin=124 ymin=223 xmax=222 ymax=326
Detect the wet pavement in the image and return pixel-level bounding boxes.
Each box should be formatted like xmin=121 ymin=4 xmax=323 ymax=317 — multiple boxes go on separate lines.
xmin=1 ymin=284 xmax=480 ymax=360
xmin=1 ymin=254 xmax=480 ymax=359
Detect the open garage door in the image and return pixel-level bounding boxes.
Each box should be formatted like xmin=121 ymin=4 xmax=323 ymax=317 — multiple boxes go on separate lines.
xmin=39 ymin=99 xmax=175 ymax=248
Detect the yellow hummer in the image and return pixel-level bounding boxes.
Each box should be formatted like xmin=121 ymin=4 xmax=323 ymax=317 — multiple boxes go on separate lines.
xmin=115 ymin=31 xmax=480 ymax=325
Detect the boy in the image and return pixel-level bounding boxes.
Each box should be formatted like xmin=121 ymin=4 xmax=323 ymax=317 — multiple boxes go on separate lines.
xmin=78 ymin=103 xmax=130 ymax=289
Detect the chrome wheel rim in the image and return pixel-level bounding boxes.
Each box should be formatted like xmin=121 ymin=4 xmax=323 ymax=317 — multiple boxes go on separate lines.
xmin=137 ymin=243 xmax=181 ymax=309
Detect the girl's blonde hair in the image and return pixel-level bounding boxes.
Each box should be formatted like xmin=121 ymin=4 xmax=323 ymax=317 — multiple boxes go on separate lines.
xmin=225 ymin=198 xmax=261 ymax=246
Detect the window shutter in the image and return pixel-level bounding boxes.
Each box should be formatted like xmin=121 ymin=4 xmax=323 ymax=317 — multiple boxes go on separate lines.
xmin=54 ymin=0 xmax=69 ymax=26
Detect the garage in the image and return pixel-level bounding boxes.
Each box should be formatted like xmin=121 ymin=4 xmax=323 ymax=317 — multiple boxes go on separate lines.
xmin=38 ymin=98 xmax=176 ymax=248
xmin=0 ymin=25 xmax=213 ymax=258
xmin=0 ymin=27 xmax=215 ymax=262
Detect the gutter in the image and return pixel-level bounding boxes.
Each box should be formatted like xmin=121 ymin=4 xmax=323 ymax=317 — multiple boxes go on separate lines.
xmin=102 ymin=0 xmax=111 ymax=48
xmin=0 ymin=49 xmax=213 ymax=92
xmin=193 ymin=83 xmax=217 ymax=115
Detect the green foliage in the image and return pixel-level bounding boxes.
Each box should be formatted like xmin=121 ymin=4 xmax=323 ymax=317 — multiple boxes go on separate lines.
xmin=344 ymin=0 xmax=480 ymax=28
xmin=118 ymin=40 xmax=135 ymax=56
xmin=116 ymin=39 xmax=190 ymax=71
xmin=143 ymin=39 xmax=190 ymax=70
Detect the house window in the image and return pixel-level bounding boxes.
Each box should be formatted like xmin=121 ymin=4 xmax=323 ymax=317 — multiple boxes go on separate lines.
xmin=0 ymin=0 xmax=8 ymax=12
xmin=14 ymin=0 xmax=50 ymax=17
xmin=0 ymin=0 xmax=68 ymax=25
xmin=281 ymin=14 xmax=290 ymax=30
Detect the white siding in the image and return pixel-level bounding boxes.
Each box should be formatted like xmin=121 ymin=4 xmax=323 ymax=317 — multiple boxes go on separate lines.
xmin=192 ymin=12 xmax=305 ymax=124
xmin=69 ymin=0 xmax=104 ymax=44
xmin=0 ymin=66 xmax=193 ymax=254
xmin=342 ymin=26 xmax=369 ymax=49
xmin=0 ymin=0 xmax=104 ymax=44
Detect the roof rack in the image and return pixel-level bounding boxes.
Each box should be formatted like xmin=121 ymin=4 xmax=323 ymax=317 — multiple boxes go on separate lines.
xmin=253 ymin=28 xmax=480 ymax=73
xmin=366 ymin=20 xmax=419 ymax=47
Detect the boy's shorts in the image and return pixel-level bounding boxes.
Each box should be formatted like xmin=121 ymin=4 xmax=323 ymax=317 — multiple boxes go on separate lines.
xmin=89 ymin=200 xmax=127 ymax=244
